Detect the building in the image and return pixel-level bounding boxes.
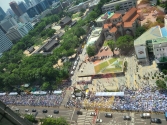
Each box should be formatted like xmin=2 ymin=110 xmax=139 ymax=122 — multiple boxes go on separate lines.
xmin=96 ymin=12 xmax=114 ymax=27
xmin=0 ymin=100 xmax=33 ymax=125
xmin=24 ymin=0 xmax=31 ymax=7
xmin=86 ymin=27 xmax=104 ymax=51
xmin=0 ymin=15 xmax=17 ymax=33
xmin=19 ymin=13 xmax=31 ymax=23
xmin=9 ymin=1 xmax=23 ymax=17
xmin=27 ymin=6 xmax=39 ymax=18
xmin=68 ymin=0 xmax=91 ymax=13
xmin=18 ymin=2 xmax=27 ymax=14
xmin=0 ymin=29 xmax=13 ymax=54
xmin=40 ymin=9 xmax=52 ymax=19
xmin=51 ymin=2 xmax=63 ymax=14
xmin=6 ymin=9 xmax=15 ymax=17
xmin=102 ymin=0 xmax=137 ymax=13
xmin=59 ymin=16 xmax=72 ymax=28
xmin=103 ymin=7 xmax=140 ymax=41
xmin=31 ymin=0 xmax=41 ymax=6
xmin=89 ymin=0 xmax=100 ymax=10
xmin=43 ymin=39 xmax=59 ymax=52
xmin=0 ymin=7 xmax=6 ymax=21
xmin=6 ymin=22 xmax=33 ymax=42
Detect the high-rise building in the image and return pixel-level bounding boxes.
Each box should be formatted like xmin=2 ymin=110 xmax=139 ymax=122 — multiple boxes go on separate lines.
xmin=0 ymin=7 xmax=6 ymax=21
xmin=24 ymin=0 xmax=31 ymax=7
xmin=6 ymin=22 xmax=33 ymax=42
xmin=31 ymin=0 xmax=41 ymax=6
xmin=0 ymin=29 xmax=13 ymax=54
xmin=27 ymin=6 xmax=39 ymax=18
xmin=0 ymin=15 xmax=17 ymax=33
xmin=9 ymin=1 xmax=23 ymax=17
xmin=19 ymin=13 xmax=31 ymax=23
xmin=18 ymin=2 xmax=27 ymax=14
xmin=6 ymin=8 xmax=15 ymax=17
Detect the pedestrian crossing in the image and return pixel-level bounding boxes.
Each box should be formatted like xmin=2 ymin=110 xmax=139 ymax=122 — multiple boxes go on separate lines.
xmin=77 ymin=109 xmax=95 ymax=125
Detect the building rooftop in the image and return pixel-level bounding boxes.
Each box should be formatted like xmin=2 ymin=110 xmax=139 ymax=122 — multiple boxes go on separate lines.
xmin=124 ymin=22 xmax=133 ymax=27
xmin=134 ymin=26 xmax=162 ymax=46
xmin=112 ymin=13 xmax=121 ymax=19
xmin=109 ymin=27 xmax=117 ymax=33
xmin=96 ymin=12 xmax=114 ymax=22
xmin=103 ymin=0 xmax=132 ymax=8
xmin=161 ymin=27 xmax=167 ymax=37
xmin=152 ymin=37 xmax=167 ymax=44
xmin=60 ymin=16 xmax=71 ymax=25
xmin=122 ymin=7 xmax=137 ymax=22
xmin=103 ymin=23 xmax=112 ymax=29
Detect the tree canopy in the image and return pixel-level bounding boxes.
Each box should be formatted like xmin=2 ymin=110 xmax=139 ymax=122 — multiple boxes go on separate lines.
xmin=41 ymin=117 xmax=69 ymax=125
xmin=156 ymin=79 xmax=167 ymax=90
xmin=86 ymin=45 xmax=96 ymax=57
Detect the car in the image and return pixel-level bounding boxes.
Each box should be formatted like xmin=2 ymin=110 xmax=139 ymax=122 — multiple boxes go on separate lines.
xmin=32 ymin=109 xmax=36 ymax=112
xmin=47 ymin=115 xmax=53 ymax=118
xmin=150 ymin=118 xmax=161 ymax=124
xmin=53 ymin=110 xmax=59 ymax=114
xmin=15 ymin=108 xmax=19 ymax=112
xmin=71 ymin=71 xmax=74 ymax=75
xmin=105 ymin=113 xmax=112 ymax=118
xmin=96 ymin=119 xmax=102 ymax=123
xmin=77 ymin=111 xmax=83 ymax=115
xmin=43 ymin=109 xmax=48 ymax=113
xmin=90 ymin=112 xmax=96 ymax=116
xmin=140 ymin=113 xmax=151 ymax=119
xmin=25 ymin=109 xmax=29 ymax=112
xmin=123 ymin=116 xmax=131 ymax=120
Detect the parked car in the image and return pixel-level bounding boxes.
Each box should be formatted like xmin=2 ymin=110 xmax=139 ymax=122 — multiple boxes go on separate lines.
xmin=105 ymin=113 xmax=112 ymax=118
xmin=43 ymin=109 xmax=47 ymax=113
xmin=53 ymin=110 xmax=59 ymax=114
xmin=71 ymin=71 xmax=74 ymax=75
xmin=140 ymin=113 xmax=151 ymax=119
xmin=47 ymin=115 xmax=53 ymax=118
xmin=15 ymin=108 xmax=19 ymax=112
xmin=25 ymin=109 xmax=29 ymax=112
xmin=77 ymin=111 xmax=83 ymax=115
xmin=90 ymin=112 xmax=96 ymax=116
xmin=150 ymin=118 xmax=161 ymax=124
xmin=32 ymin=109 xmax=36 ymax=112
xmin=123 ymin=115 xmax=131 ymax=120
xmin=96 ymin=119 xmax=102 ymax=123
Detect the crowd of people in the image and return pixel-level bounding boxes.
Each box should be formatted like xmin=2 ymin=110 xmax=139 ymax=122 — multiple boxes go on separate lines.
xmin=0 ymin=93 xmax=65 ymax=107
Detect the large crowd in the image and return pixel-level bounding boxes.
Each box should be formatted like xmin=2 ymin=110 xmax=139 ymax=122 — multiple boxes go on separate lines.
xmin=0 ymin=93 xmax=65 ymax=107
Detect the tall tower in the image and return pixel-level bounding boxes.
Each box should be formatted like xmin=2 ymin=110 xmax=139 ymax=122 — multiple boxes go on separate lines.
xmin=18 ymin=2 xmax=27 ymax=14
xmin=0 ymin=29 xmax=13 ymax=54
xmin=9 ymin=1 xmax=23 ymax=17
xmin=24 ymin=0 xmax=31 ymax=7
xmin=0 ymin=7 xmax=6 ymax=21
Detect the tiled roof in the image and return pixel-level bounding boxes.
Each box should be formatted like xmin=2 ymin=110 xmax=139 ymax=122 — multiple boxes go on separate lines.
xmin=116 ymin=22 xmax=122 ymax=26
xmin=111 ymin=13 xmax=121 ymax=19
xmin=124 ymin=22 xmax=133 ymax=27
xmin=103 ymin=23 xmax=112 ymax=29
xmin=109 ymin=27 xmax=117 ymax=33
xmin=131 ymin=14 xmax=139 ymax=22
xmin=123 ymin=8 xmax=137 ymax=22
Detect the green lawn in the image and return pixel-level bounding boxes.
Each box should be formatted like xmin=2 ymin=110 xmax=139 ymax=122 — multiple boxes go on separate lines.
xmin=108 ymin=58 xmax=117 ymax=64
xmin=94 ymin=61 xmax=109 ymax=73
xmin=72 ymin=13 xmax=80 ymax=18
xmin=102 ymin=67 xmax=122 ymax=73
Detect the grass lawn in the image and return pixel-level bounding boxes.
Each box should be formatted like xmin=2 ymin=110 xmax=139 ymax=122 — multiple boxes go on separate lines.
xmin=72 ymin=13 xmax=80 ymax=18
xmin=94 ymin=61 xmax=109 ymax=73
xmin=102 ymin=67 xmax=122 ymax=73
xmin=108 ymin=58 xmax=118 ymax=64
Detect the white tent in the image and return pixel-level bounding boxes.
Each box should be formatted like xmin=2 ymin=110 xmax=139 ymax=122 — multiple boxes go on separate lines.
xmin=9 ymin=92 xmax=18 ymax=96
xmin=53 ymin=91 xmax=62 ymax=94
xmin=95 ymin=92 xmax=124 ymax=97
xmin=31 ymin=91 xmax=47 ymax=95
xmin=0 ymin=93 xmax=6 ymax=96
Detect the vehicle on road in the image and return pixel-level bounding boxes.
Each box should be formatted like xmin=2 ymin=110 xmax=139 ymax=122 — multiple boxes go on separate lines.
xmin=150 ymin=118 xmax=161 ymax=124
xmin=32 ymin=109 xmax=36 ymax=112
xmin=15 ymin=108 xmax=19 ymax=112
xmin=123 ymin=115 xmax=131 ymax=120
xmin=140 ymin=113 xmax=151 ymax=119
xmin=90 ymin=112 xmax=96 ymax=116
xmin=105 ymin=113 xmax=112 ymax=118
xmin=96 ymin=119 xmax=102 ymax=123
xmin=77 ymin=111 xmax=83 ymax=115
xmin=43 ymin=109 xmax=48 ymax=113
xmin=25 ymin=109 xmax=29 ymax=112
xmin=53 ymin=110 xmax=59 ymax=114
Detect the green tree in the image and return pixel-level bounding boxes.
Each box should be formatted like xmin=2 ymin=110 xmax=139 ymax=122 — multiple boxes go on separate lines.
xmin=156 ymin=79 xmax=166 ymax=90
xmin=135 ymin=26 xmax=147 ymax=38
xmin=107 ymin=40 xmax=115 ymax=56
xmin=41 ymin=117 xmax=69 ymax=125
xmin=86 ymin=45 xmax=96 ymax=57
xmin=156 ymin=15 xmax=164 ymax=23
xmin=24 ymin=114 xmax=37 ymax=123
xmin=115 ymin=5 xmax=120 ymax=11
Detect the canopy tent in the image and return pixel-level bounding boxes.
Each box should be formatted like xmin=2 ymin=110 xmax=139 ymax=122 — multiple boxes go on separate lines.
xmin=9 ymin=92 xmax=18 ymax=96
xmin=95 ymin=92 xmax=124 ymax=97
xmin=77 ymin=77 xmax=92 ymax=84
xmin=0 ymin=93 xmax=6 ymax=96
xmin=31 ymin=91 xmax=47 ymax=95
xmin=53 ymin=91 xmax=62 ymax=94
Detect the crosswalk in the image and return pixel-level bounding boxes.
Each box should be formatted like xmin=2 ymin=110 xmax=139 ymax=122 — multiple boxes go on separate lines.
xmin=77 ymin=109 xmax=95 ymax=125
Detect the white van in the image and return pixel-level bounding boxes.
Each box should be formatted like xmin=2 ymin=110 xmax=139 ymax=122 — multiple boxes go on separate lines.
xmin=71 ymin=71 xmax=74 ymax=75
xmin=74 ymin=61 xmax=78 ymax=66
xmin=140 ymin=113 xmax=151 ymax=118
xmin=73 ymin=66 xmax=76 ymax=70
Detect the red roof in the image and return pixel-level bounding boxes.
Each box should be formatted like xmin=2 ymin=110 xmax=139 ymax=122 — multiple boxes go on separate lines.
xmin=123 ymin=8 xmax=137 ymax=22
xmin=124 ymin=22 xmax=133 ymax=28
xmin=103 ymin=23 xmax=112 ymax=29
xmin=131 ymin=14 xmax=139 ymax=22
xmin=109 ymin=27 xmax=117 ymax=33
xmin=116 ymin=22 xmax=122 ymax=26
xmin=111 ymin=13 xmax=121 ymax=19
